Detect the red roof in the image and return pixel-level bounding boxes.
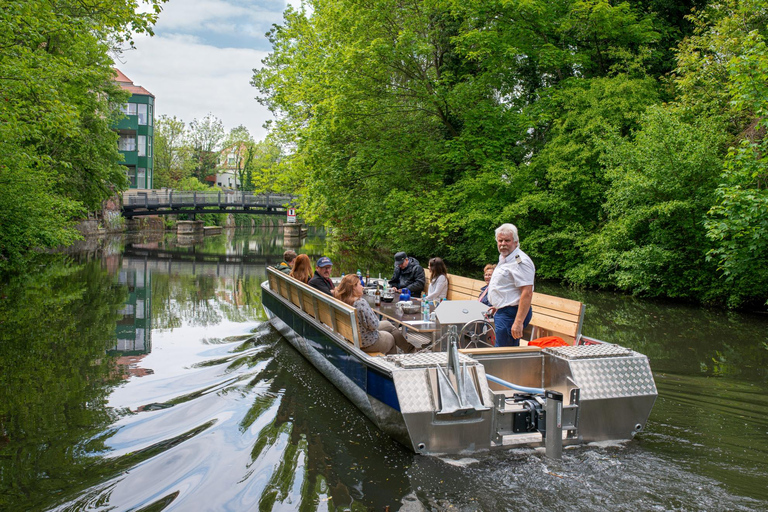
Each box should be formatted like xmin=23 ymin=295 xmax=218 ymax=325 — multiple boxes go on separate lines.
xmin=113 ymin=68 xmax=154 ymax=97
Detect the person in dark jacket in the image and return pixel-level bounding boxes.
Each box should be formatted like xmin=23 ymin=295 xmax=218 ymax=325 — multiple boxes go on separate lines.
xmin=388 ymin=252 xmax=425 ymax=296
xmin=308 ymin=256 xmax=335 ymax=296
xmin=274 ymin=250 xmax=297 ymax=274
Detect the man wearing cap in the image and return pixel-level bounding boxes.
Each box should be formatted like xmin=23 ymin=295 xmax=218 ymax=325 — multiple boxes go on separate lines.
xmin=274 ymin=250 xmax=297 ymax=275
xmin=308 ymin=256 xmax=335 ymax=296
xmin=388 ymin=252 xmax=425 ymax=296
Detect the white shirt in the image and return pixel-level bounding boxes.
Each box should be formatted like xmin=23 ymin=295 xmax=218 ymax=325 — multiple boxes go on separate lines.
xmin=488 ymin=247 xmax=535 ymax=309
xmin=426 ymin=274 xmax=448 ymax=300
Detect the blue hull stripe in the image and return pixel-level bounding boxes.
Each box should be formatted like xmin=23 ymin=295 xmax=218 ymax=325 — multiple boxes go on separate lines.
xmin=264 ymin=291 xmax=401 ymax=411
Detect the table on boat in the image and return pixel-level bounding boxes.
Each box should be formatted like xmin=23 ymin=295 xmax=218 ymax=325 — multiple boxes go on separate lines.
xmin=365 ymin=296 xmax=439 ymax=348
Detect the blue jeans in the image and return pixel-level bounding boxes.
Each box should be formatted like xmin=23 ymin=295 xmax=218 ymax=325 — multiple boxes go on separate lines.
xmin=494 ymin=305 xmax=532 ymax=347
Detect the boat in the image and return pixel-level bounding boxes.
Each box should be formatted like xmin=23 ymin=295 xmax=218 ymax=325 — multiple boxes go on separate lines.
xmin=261 ymin=267 xmax=657 ymax=456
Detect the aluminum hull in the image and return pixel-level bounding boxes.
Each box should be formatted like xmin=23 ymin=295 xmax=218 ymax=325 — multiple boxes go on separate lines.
xmin=262 ymin=280 xmax=657 ymax=455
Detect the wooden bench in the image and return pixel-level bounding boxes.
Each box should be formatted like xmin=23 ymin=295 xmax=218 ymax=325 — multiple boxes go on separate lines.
xmin=425 ymin=270 xmax=585 ymax=345
xmin=267 ymin=267 xmax=362 ymax=349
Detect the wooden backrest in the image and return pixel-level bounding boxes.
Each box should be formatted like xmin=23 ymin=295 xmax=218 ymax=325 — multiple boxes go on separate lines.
xmin=529 ymin=293 xmax=584 ymax=344
xmin=425 ymin=268 xmax=585 ymax=344
xmin=267 ymin=267 xmax=360 ymax=347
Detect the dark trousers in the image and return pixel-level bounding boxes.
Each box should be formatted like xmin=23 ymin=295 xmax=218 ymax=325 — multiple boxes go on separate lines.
xmin=494 ymin=305 xmax=532 ymax=347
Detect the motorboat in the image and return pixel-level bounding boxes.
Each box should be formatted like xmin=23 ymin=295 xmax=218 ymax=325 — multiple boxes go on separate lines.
xmin=261 ymin=267 xmax=657 ymax=456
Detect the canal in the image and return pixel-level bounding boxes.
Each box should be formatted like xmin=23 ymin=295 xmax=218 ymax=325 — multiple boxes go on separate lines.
xmin=1 ymin=227 xmax=766 ymax=511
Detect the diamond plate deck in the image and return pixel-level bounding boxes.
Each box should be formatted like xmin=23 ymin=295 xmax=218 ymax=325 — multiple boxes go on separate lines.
xmin=568 ymin=356 xmax=657 ymax=400
xmin=543 ymin=344 xmax=633 ymax=360
xmin=391 ymin=370 xmax=434 ymax=413
xmin=387 ymin=351 xmax=477 ymax=368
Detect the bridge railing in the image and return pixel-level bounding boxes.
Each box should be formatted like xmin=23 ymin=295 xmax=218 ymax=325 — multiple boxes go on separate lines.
xmin=123 ymin=190 xmax=296 ymax=210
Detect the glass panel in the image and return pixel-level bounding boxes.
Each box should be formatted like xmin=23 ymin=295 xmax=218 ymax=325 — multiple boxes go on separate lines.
xmin=126 ymin=167 xmax=137 ymax=188
xmin=137 ymin=136 xmax=146 ymax=157
xmin=137 ymin=168 xmax=146 ymax=189
xmin=148 ymin=105 xmax=153 ymax=126
xmin=122 ymin=103 xmax=138 ymax=115
xmin=148 ymin=137 xmax=152 ymax=158
xmin=118 ymin=134 xmax=136 ymax=151
xmin=137 ymin=104 xmax=147 ymax=125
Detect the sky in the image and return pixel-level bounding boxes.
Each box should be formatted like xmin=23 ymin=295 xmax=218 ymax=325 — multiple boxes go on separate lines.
xmin=116 ymin=0 xmax=299 ymax=141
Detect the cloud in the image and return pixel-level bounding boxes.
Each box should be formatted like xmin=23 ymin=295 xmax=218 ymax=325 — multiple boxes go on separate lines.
xmin=153 ymin=0 xmax=288 ymax=50
xmin=115 ymin=32 xmax=273 ymax=140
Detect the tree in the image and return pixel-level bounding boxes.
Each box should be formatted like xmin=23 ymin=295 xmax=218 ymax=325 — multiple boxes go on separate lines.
xmin=249 ymin=140 xmax=284 ymax=193
xmin=221 ymin=125 xmax=255 ymax=191
xmin=0 ymin=0 xmax=166 ymax=273
xmin=568 ymin=107 xmax=725 ymax=299
xmin=680 ymin=0 xmax=768 ymax=306
xmin=153 ymin=115 xmax=193 ymax=188
xmin=189 ymin=113 xmax=225 ymax=182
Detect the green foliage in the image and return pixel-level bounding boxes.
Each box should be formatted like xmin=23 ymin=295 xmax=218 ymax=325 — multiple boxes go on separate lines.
xmin=703 ymin=10 xmax=768 ymax=305
xmin=153 ymin=115 xmax=194 ymax=188
xmin=0 ymin=0 xmax=165 ymax=272
xmin=569 ymin=107 xmax=726 ymax=299
xmin=254 ymin=0 xmax=768 ymax=307
xmin=189 ymin=113 xmax=225 ymax=181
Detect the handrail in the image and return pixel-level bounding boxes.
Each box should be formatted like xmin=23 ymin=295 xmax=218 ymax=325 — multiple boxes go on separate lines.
xmin=266 ymin=267 xmax=361 ymax=348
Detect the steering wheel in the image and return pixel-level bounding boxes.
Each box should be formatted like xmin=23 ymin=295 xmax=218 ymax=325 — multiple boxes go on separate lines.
xmin=458 ymin=319 xmax=496 ymax=349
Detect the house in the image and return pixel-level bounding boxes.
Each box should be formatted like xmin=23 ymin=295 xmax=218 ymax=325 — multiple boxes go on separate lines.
xmin=114 ymin=69 xmax=155 ymax=189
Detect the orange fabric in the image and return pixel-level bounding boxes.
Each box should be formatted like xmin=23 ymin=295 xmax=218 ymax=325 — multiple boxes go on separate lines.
xmin=528 ymin=336 xmax=568 ymax=347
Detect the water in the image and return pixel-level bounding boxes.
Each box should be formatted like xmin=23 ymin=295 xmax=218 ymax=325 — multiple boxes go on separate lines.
xmin=1 ymin=227 xmax=767 ymax=511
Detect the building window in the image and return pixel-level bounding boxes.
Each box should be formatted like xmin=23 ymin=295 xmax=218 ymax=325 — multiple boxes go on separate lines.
xmin=119 ymin=134 xmax=136 ymax=151
xmin=138 ymin=104 xmax=148 ymax=125
xmin=148 ymin=105 xmax=153 ymax=126
xmin=121 ymin=103 xmax=138 ymax=116
xmin=148 ymin=137 xmax=152 ymax=157
xmin=126 ymin=167 xmax=137 ymax=188
xmin=137 ymin=168 xmax=146 ymax=188
xmin=138 ymin=135 xmax=146 ymax=156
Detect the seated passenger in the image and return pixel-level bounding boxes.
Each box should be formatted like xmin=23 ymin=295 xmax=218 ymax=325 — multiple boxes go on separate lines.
xmin=334 ymin=275 xmax=413 ymax=354
xmin=425 ymin=257 xmax=448 ymax=301
xmin=274 ymin=250 xmax=296 ymax=274
xmin=478 ymin=264 xmax=495 ymax=306
xmin=308 ymin=256 xmax=335 ymax=296
xmin=388 ymin=252 xmax=425 ymax=296
xmin=289 ymin=254 xmax=312 ymax=284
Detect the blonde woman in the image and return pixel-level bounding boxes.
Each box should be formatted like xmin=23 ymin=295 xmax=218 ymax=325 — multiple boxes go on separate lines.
xmin=334 ymin=274 xmax=413 ymax=354
xmin=478 ymin=264 xmax=495 ymax=306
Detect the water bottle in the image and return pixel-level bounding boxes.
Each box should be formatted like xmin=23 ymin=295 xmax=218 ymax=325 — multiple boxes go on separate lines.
xmin=422 ymin=299 xmax=430 ymax=322
xmin=357 ymin=269 xmax=363 ymax=286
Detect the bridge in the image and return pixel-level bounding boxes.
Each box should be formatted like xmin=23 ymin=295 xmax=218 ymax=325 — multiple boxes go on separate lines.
xmin=123 ymin=246 xmax=277 ymax=277
xmin=122 ymin=190 xmax=297 ymax=219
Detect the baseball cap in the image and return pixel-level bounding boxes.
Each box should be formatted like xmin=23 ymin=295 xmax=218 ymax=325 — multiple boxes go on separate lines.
xmin=316 ymin=256 xmax=333 ymax=267
xmin=394 ymin=252 xmax=407 ymax=264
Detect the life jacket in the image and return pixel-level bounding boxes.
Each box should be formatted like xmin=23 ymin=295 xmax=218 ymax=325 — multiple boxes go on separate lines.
xmin=528 ymin=336 xmax=568 ymax=348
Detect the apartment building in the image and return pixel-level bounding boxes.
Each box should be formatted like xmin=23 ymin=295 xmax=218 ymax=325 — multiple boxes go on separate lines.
xmin=114 ymin=69 xmax=155 ymax=189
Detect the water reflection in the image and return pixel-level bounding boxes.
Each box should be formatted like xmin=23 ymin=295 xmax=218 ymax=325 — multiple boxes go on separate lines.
xmin=1 ymin=229 xmax=767 ymax=511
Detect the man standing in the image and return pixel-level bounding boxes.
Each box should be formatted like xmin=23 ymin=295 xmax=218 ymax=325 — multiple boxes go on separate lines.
xmin=274 ymin=250 xmax=297 ymax=275
xmin=388 ymin=252 xmax=425 ymax=296
xmin=308 ymin=256 xmax=335 ymax=295
xmin=487 ymin=224 xmax=535 ymax=347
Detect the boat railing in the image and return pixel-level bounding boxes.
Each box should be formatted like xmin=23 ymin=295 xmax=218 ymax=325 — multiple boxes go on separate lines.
xmin=267 ymin=267 xmax=361 ymax=348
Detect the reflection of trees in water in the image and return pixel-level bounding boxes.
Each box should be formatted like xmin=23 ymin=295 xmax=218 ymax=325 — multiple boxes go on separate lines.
xmin=150 ymin=273 xmax=266 ymax=329
xmin=536 ymin=281 xmax=768 ymax=381
xmin=228 ymin=337 xmax=413 ymax=510
xmin=0 ymin=257 xmax=128 ymax=510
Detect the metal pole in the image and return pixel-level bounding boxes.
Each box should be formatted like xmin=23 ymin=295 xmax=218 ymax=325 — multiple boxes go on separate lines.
xmin=545 ymin=390 xmax=563 ymax=459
